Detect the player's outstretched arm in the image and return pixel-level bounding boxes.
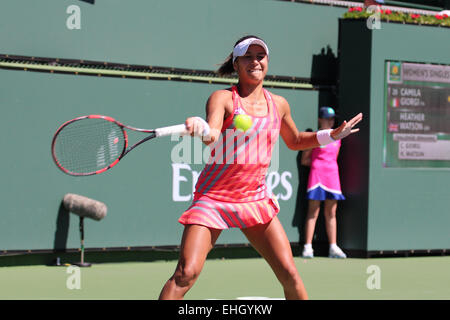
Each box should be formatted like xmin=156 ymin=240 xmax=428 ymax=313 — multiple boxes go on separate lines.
xmin=277 ymin=95 xmax=363 ymax=151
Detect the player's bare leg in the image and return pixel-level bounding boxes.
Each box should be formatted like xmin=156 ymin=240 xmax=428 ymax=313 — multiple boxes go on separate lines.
xmin=159 ymin=225 xmax=221 ymax=299
xmin=242 ymin=216 xmax=308 ymax=300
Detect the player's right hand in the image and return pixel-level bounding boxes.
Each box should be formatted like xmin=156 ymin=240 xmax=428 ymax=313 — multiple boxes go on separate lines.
xmin=185 ymin=116 xmax=210 ymax=138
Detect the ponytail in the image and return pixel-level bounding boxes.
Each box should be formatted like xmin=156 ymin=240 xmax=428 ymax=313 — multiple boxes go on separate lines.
xmin=217 ymin=53 xmax=234 ymax=76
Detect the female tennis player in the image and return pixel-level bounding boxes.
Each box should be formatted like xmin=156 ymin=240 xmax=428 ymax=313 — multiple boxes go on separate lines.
xmin=158 ymin=35 xmax=362 ymax=300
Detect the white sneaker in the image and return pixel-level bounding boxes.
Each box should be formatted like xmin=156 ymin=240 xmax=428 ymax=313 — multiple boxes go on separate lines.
xmin=302 ymin=246 xmax=314 ymax=259
xmin=329 ymin=246 xmax=347 ymax=259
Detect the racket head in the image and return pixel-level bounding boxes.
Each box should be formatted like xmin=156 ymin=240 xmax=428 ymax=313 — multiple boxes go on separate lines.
xmin=51 ymin=115 xmax=128 ymax=176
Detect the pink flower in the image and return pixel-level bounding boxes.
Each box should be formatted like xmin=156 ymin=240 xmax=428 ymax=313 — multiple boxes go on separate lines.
xmin=385 ymin=9 xmax=392 ymax=15
xmin=435 ymin=14 xmax=443 ymax=20
xmin=348 ymin=7 xmax=363 ymax=13
xmin=443 ymin=14 xmax=449 ymax=18
xmin=410 ymin=13 xmax=420 ymax=19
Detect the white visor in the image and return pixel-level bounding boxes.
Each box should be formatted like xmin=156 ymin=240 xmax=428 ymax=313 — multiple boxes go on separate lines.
xmin=232 ymin=38 xmax=269 ymax=63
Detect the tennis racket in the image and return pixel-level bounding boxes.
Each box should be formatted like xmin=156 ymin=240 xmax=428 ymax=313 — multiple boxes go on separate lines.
xmin=51 ymin=115 xmax=197 ymax=176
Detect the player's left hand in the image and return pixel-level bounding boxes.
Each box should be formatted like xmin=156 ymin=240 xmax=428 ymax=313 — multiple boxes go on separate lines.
xmin=331 ymin=113 xmax=363 ymax=140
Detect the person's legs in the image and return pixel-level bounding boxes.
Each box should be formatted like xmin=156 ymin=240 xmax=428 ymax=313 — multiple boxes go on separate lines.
xmin=302 ymin=200 xmax=321 ymax=258
xmin=304 ymin=200 xmax=321 ymax=245
xmin=159 ymin=224 xmax=221 ymax=300
xmin=324 ymin=200 xmax=346 ymax=258
xmin=323 ymin=199 xmax=337 ymax=245
xmin=241 ymin=216 xmax=308 ymax=300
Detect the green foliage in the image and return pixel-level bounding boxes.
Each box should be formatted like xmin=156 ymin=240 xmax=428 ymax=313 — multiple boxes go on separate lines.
xmin=343 ymin=7 xmax=450 ymax=27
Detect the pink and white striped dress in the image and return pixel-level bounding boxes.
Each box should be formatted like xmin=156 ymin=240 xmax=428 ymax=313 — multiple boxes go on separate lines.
xmin=178 ymin=86 xmax=281 ymax=229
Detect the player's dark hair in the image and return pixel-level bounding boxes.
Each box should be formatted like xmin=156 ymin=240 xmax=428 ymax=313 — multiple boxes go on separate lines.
xmin=217 ymin=35 xmax=266 ymax=77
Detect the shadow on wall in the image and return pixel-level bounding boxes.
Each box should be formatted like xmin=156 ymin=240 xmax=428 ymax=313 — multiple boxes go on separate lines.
xmin=311 ymin=45 xmax=337 ymax=87
xmin=53 ymin=202 xmax=70 ymax=252
xmin=312 ymin=45 xmax=338 ymax=110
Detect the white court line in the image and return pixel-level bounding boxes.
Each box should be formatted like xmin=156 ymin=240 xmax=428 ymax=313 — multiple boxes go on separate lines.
xmin=206 ymin=296 xmax=285 ymax=300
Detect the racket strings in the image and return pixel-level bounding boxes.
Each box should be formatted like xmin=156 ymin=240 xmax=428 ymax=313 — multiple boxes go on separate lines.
xmin=53 ymin=118 xmax=125 ymax=175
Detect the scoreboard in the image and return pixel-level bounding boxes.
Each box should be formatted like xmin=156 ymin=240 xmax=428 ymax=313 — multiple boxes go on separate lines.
xmin=384 ymin=61 xmax=450 ymax=168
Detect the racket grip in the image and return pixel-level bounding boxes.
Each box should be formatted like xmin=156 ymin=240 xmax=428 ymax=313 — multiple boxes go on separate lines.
xmin=155 ymin=124 xmax=189 ymax=137
xmin=155 ymin=119 xmax=211 ymax=138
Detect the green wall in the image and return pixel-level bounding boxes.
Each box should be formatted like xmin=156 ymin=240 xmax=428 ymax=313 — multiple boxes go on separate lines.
xmin=338 ymin=19 xmax=450 ymax=253
xmin=369 ymin=22 xmax=450 ymax=251
xmin=0 ymin=0 xmax=343 ymax=253
xmin=3 ymin=1 xmax=447 ymax=255
xmin=0 ymin=0 xmax=345 ymax=79
xmin=0 ymin=69 xmax=317 ymax=251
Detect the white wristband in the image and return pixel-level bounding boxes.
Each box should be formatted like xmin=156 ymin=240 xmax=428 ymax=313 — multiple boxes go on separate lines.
xmin=193 ymin=116 xmax=211 ymax=137
xmin=316 ymin=129 xmax=336 ymax=146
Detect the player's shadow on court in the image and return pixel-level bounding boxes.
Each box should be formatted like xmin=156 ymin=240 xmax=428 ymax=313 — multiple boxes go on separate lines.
xmin=53 ymin=202 xmax=70 ymax=252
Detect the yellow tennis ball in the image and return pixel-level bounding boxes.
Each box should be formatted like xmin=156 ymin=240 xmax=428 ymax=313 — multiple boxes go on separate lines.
xmin=234 ymin=114 xmax=253 ymax=132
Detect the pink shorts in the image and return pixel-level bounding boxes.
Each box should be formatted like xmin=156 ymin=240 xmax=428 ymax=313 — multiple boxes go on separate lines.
xmin=178 ymin=193 xmax=280 ymax=230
